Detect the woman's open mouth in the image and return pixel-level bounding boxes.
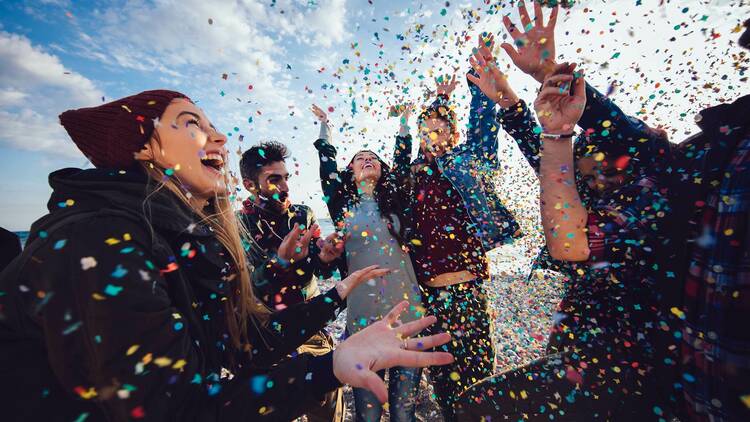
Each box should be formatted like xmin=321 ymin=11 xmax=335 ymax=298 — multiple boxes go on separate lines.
xmin=200 ymin=153 xmax=225 ymax=176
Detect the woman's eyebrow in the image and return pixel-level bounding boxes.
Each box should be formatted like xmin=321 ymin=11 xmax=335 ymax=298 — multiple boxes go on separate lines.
xmin=177 ymin=111 xmax=201 ymax=121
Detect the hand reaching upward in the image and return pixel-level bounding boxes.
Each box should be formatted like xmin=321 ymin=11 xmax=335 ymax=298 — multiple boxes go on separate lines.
xmin=310 ymin=104 xmax=329 ymax=124
xmin=467 ymin=33 xmax=520 ymax=110
xmin=501 ymin=1 xmax=559 ymax=83
xmin=534 ymin=63 xmax=586 ymax=135
xmin=434 ymin=74 xmax=458 ymax=99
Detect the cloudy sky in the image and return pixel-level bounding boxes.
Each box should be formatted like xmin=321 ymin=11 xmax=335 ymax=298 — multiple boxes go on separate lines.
xmin=0 ymin=0 xmax=747 ymax=231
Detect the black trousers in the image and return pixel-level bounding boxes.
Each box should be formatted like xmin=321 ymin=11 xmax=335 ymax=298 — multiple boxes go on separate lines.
xmin=453 ymin=340 xmax=667 ymax=421
xmin=422 ymin=279 xmax=496 ymax=422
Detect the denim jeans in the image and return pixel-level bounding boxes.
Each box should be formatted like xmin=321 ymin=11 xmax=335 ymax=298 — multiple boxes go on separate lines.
xmin=352 ymin=366 xmax=421 ymax=422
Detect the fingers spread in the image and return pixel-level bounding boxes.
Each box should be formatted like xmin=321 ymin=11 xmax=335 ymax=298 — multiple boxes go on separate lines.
xmin=534 ymin=1 xmax=544 ymax=27
xmin=395 ymin=314 xmax=438 ymax=337
xmin=384 ymin=300 xmax=410 ymax=326
xmin=547 ymin=5 xmax=559 ymax=29
xmin=360 ymin=371 xmax=388 ymax=403
xmin=406 ymin=332 xmax=452 ymax=351
xmin=518 ymin=1 xmax=532 ymax=29
xmin=393 ymin=350 xmax=455 ymax=369
xmin=503 ymin=15 xmax=520 ymax=40
xmin=500 ymin=42 xmax=520 ymax=63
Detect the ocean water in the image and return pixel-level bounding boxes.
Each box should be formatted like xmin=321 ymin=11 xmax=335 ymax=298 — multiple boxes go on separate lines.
xmin=15 ymin=231 xmax=29 ymax=249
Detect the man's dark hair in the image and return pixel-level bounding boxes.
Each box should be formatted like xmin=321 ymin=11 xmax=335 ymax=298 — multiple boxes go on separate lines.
xmin=239 ymin=141 xmax=290 ymax=183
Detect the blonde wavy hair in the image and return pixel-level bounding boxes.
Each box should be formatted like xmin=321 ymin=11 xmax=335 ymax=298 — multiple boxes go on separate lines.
xmin=140 ymin=132 xmax=268 ymax=354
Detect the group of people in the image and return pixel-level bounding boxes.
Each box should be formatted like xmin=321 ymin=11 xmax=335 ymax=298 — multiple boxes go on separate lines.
xmin=0 ymin=2 xmax=747 ymax=421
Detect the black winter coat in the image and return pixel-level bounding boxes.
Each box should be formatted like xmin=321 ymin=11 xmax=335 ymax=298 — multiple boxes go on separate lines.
xmin=0 ymin=168 xmax=343 ymax=421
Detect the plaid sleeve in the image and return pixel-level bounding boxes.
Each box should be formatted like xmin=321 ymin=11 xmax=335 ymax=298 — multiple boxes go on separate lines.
xmin=586 ymin=178 xmax=667 ymax=264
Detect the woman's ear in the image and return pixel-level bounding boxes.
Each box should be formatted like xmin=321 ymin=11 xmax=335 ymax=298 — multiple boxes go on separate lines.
xmin=134 ymin=142 xmax=155 ymax=161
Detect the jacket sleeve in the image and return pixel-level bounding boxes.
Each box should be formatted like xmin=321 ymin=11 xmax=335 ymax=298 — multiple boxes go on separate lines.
xmin=393 ymin=134 xmax=413 ymax=183
xmin=35 ymin=216 xmax=341 ymax=421
xmin=392 ymin=133 xmax=415 ymax=205
xmin=578 ymin=83 xmax=655 ymax=145
xmin=313 ymin=138 xmax=344 ymax=220
xmin=496 ymin=100 xmax=543 ymax=173
xmin=466 ymin=70 xmax=501 ymax=167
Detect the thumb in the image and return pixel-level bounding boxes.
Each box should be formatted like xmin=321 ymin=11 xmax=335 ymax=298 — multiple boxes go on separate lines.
xmin=466 ymin=73 xmax=481 ymax=87
xmin=359 ymin=370 xmax=388 ymax=403
xmin=500 ymin=43 xmax=520 ymax=64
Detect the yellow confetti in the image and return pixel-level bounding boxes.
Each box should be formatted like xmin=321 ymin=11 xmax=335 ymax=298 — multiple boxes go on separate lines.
xmin=449 ymin=372 xmax=460 ymax=381
xmin=92 ymin=293 xmax=106 ymax=300
xmin=602 ymin=120 xmax=612 ymax=128
xmin=123 ymin=233 xmax=131 ymax=241
xmin=410 ymin=239 xmax=422 ymax=246
xmin=172 ymin=359 xmax=187 ymax=370
xmin=670 ymin=307 xmax=686 ymax=320
xmin=126 ymin=344 xmax=140 ymax=356
xmin=104 ymin=238 xmax=120 ymax=245
xmin=154 ymin=357 xmax=172 ymax=367
xmin=724 ymin=229 xmax=734 ymax=236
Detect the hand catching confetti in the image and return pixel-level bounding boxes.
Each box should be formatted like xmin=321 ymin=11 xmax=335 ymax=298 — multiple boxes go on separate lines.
xmin=467 ymin=35 xmax=520 ymax=109
xmin=501 ymin=1 xmax=559 ymax=83
xmin=277 ymin=223 xmax=318 ymax=264
xmin=332 ymin=301 xmax=454 ymax=403
xmin=310 ymin=103 xmax=329 ymax=124
xmin=534 ymin=63 xmax=586 ymax=135
xmin=434 ymin=74 xmax=458 ymax=99
xmin=334 ymin=264 xmax=391 ymax=300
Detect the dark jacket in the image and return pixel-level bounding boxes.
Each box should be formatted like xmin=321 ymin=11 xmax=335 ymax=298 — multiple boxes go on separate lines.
xmin=393 ymin=78 xmax=522 ymax=253
xmin=238 ymin=201 xmax=334 ymax=308
xmin=0 ymin=168 xmax=344 ymax=421
xmin=0 ymin=227 xmax=21 ymax=272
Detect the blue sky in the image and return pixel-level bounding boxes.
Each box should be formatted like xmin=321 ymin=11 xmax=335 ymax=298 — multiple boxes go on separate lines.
xmin=0 ymin=0 xmax=747 ymax=231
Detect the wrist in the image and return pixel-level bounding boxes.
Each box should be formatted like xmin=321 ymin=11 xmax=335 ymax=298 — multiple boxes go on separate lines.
xmin=540 ymin=132 xmax=575 ymax=141
xmin=497 ymin=93 xmax=520 ymax=110
xmin=335 ymin=280 xmax=348 ymax=299
xmin=532 ymin=60 xmax=558 ymax=83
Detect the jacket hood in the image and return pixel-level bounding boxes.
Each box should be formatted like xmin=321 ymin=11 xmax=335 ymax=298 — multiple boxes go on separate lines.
xmin=34 ymin=167 xmax=212 ymax=237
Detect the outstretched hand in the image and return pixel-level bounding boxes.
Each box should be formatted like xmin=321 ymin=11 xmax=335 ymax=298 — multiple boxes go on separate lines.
xmin=467 ymin=33 xmax=520 ymax=109
xmin=311 ymin=104 xmax=329 ymax=124
xmin=435 ymin=74 xmax=458 ymax=98
xmin=335 ymin=264 xmax=390 ymax=300
xmin=277 ymin=223 xmax=319 ymax=264
xmin=534 ymin=63 xmax=586 ymax=135
xmin=502 ymin=1 xmax=559 ymax=83
xmin=333 ymin=301 xmax=454 ymax=403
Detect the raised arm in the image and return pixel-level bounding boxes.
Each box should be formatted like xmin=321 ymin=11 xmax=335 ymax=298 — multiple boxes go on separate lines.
xmin=466 ymin=35 xmax=544 ymax=172
xmin=534 ymin=68 xmax=590 ymax=262
xmin=311 ymin=104 xmax=345 ymax=220
xmin=392 ymin=103 xmax=414 ymax=190
xmin=501 ymin=2 xmax=663 ymax=152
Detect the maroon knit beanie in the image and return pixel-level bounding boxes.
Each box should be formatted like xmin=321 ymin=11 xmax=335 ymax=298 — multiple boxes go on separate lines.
xmin=59 ymin=90 xmax=191 ymax=168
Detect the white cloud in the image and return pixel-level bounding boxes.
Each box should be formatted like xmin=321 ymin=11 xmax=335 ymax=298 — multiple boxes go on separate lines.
xmin=0 ymin=31 xmax=104 ymax=158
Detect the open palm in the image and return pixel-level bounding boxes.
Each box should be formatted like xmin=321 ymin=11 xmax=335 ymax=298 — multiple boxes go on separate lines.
xmin=467 ymin=49 xmax=518 ymax=109
xmin=502 ymin=1 xmax=559 ymax=82
xmin=310 ymin=104 xmax=328 ymax=123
